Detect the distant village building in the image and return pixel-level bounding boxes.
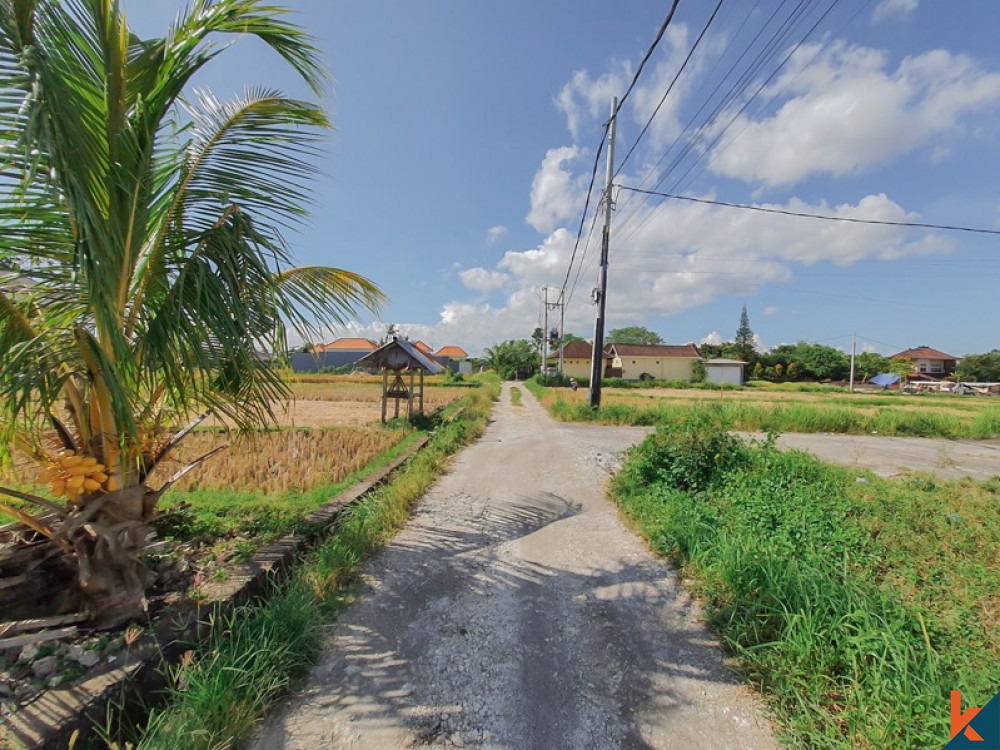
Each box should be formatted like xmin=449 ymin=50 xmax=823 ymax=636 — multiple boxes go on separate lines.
xmin=705 ymin=358 xmax=747 ymax=386
xmin=606 ymin=343 xmax=702 ymax=381
xmin=890 ymin=346 xmax=959 ymax=377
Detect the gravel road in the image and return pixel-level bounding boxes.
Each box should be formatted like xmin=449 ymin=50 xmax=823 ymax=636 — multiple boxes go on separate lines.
xmin=251 ymin=383 xmax=777 ymax=749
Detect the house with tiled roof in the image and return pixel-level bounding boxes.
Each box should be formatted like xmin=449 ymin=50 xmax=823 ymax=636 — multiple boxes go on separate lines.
xmin=314 ymin=337 xmax=377 ymax=353
xmin=890 ymin=346 xmax=959 ymax=377
xmin=413 ymin=340 xmax=434 ymax=354
xmin=545 ymin=340 xmax=612 ymax=381
xmin=607 ymin=342 xmax=702 ymax=381
xmin=435 ymin=345 xmax=469 ymax=360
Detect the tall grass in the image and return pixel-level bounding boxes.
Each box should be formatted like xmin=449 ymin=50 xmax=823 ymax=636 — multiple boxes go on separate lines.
xmin=123 ymin=378 xmax=500 ymax=750
xmin=613 ymin=411 xmax=1000 ymax=748
xmin=542 ymin=392 xmax=1000 ymax=439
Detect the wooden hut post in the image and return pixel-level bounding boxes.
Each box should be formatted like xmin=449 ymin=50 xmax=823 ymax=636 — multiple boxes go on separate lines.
xmin=419 ymin=369 xmax=425 ymax=414
xmin=381 ymin=369 xmax=388 ymax=423
xmin=408 ymin=370 xmax=415 ymax=418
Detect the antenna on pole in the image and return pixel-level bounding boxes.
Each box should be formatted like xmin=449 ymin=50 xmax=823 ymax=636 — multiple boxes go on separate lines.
xmin=588 ymin=97 xmax=617 ymax=409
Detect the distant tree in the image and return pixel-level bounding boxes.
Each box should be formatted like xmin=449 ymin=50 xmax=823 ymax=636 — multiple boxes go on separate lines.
xmin=774 ymin=362 xmax=784 ymax=380
xmin=770 ymin=342 xmax=849 ymax=381
xmin=482 ymin=339 xmax=539 ymax=380
xmin=889 ymin=356 xmax=917 ymax=383
xmin=531 ymin=326 xmax=544 ymax=358
xmin=786 ymin=362 xmax=800 ymax=380
xmin=955 ymin=350 xmax=1000 ymax=382
xmin=562 ymin=332 xmax=584 ymax=345
xmin=854 ymin=352 xmax=891 ymax=381
xmin=608 ymin=326 xmax=664 ymax=345
xmin=752 ymin=362 xmax=765 ymax=380
xmin=734 ymin=305 xmax=757 ymax=366
xmin=379 ymin=323 xmax=400 ymax=345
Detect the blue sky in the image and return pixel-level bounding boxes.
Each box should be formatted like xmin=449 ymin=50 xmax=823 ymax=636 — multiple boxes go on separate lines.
xmin=131 ymin=1 xmax=1000 ymax=357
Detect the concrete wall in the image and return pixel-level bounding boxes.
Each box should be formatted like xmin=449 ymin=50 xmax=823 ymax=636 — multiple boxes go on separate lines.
xmin=613 ymin=356 xmax=697 ymax=381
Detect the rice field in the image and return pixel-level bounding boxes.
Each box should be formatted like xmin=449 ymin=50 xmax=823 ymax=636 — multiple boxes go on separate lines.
xmin=165 ymin=427 xmax=408 ymax=493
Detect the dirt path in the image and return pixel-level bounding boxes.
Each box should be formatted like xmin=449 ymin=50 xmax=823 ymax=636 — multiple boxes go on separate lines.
xmin=251 ymin=384 xmax=777 ymax=750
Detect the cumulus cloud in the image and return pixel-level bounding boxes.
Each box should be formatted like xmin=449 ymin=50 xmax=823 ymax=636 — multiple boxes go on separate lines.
xmin=701 ymin=331 xmax=723 ymax=345
xmin=873 ymin=0 xmax=918 ymax=22
xmin=708 ymin=41 xmax=1000 ymax=187
xmin=526 ymin=147 xmax=586 ymax=233
xmin=555 ymin=64 xmax=629 ymax=141
xmin=459 ymin=267 xmax=509 ymax=294
xmin=486 ymin=225 xmax=508 ymax=244
xmin=764 ymin=305 xmax=778 ymax=316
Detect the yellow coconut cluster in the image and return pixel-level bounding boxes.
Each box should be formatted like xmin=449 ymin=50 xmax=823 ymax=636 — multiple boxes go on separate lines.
xmin=39 ymin=450 xmax=108 ymax=499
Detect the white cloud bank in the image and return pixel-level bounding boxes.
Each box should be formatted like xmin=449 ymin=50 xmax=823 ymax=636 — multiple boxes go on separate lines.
xmin=486 ymin=225 xmax=508 ymax=244
xmin=525 ymin=146 xmax=586 ymax=233
xmin=708 ymin=41 xmax=1000 ymax=187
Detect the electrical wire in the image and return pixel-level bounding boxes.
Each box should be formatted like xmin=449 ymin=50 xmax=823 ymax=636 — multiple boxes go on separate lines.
xmin=616 ymin=186 xmax=1000 ymax=236
xmin=614 ymin=0 xmax=727 ymax=179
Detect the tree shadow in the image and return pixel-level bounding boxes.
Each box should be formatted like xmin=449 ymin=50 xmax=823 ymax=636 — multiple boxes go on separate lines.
xmin=254 ymin=490 xmax=764 ymax=750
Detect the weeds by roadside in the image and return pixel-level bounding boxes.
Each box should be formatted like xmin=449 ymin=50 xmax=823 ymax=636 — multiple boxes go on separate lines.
xmin=527 ymin=381 xmax=1000 ymax=439
xmin=510 ymin=387 xmax=523 ymax=406
xmin=612 ymin=409 xmax=1000 ymax=748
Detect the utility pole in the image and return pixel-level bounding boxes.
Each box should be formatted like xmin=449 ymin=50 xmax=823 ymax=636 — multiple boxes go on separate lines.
xmin=588 ymin=97 xmax=617 ymax=409
xmin=849 ymin=333 xmax=856 ymax=393
xmin=542 ymin=286 xmax=550 ymax=379
xmin=558 ymin=287 xmax=565 ymax=376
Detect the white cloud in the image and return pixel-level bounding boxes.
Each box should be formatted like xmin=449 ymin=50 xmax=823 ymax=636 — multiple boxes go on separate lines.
xmin=526 ymin=147 xmax=586 ymax=233
xmin=708 ymin=41 xmax=1000 ymax=187
xmin=701 ymin=331 xmax=723 ymax=345
xmin=555 ymin=64 xmax=629 ymax=141
xmin=486 ymin=225 xmax=507 ymax=244
xmin=873 ymin=0 xmax=918 ymax=22
xmin=764 ymin=305 xmax=778 ymax=316
xmin=312 ymin=191 xmax=950 ymax=356
xmin=458 ymin=267 xmax=509 ymax=294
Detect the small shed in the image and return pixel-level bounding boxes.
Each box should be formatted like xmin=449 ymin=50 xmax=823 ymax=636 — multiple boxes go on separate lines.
xmin=705 ymin=358 xmax=747 ymax=386
xmin=355 ymin=338 xmax=444 ymax=421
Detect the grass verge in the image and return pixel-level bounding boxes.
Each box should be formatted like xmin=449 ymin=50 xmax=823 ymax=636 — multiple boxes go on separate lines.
xmin=104 ymin=376 xmax=500 ymax=750
xmin=527 ymin=382 xmax=1000 ymax=439
xmin=612 ymin=408 xmax=1000 ymax=748
xmin=509 ymin=387 xmax=523 ymax=406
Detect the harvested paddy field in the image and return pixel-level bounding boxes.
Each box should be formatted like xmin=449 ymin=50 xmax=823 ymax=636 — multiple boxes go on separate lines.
xmin=202 ymin=375 xmax=468 ymax=428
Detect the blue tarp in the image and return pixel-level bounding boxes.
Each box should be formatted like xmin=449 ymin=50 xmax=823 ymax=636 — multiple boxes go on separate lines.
xmin=869 ymin=373 xmax=900 ymax=387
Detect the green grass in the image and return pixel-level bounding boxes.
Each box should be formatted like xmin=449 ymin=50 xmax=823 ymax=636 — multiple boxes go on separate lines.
xmin=113 ymin=377 xmax=501 ymax=750
xmin=612 ymin=410 xmax=1000 ymax=748
xmin=509 ymin=386 xmax=523 ymax=406
xmin=532 ymin=387 xmax=1000 ymax=439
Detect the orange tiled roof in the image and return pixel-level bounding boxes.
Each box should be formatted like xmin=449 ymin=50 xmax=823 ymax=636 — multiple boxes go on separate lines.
xmin=413 ymin=340 xmax=433 ymax=353
xmin=317 ymin=337 xmax=377 ymax=352
xmin=435 ymin=345 xmax=468 ymax=358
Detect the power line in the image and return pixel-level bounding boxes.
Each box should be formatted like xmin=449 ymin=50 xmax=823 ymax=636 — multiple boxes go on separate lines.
xmin=616 ymin=186 xmax=1000 ymax=236
xmin=560 ymin=0 xmax=683 ymax=300
xmin=615 ymin=0 xmax=727 ymax=178
xmin=615 ymin=0 xmax=683 ymax=116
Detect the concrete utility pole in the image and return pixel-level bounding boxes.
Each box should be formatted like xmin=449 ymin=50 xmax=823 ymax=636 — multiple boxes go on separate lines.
xmin=849 ymin=333 xmax=856 ymax=393
xmin=542 ymin=286 xmax=550 ymax=377
xmin=588 ymin=97 xmax=617 ymax=409
xmin=558 ymin=287 xmax=565 ymax=376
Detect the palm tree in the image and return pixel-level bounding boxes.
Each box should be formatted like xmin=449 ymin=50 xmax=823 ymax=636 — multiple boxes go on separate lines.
xmin=0 ymin=0 xmax=384 ymax=623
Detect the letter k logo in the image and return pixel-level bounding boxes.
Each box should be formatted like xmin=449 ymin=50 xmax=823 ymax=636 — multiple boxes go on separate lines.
xmin=954 ymin=691 xmax=985 ymax=741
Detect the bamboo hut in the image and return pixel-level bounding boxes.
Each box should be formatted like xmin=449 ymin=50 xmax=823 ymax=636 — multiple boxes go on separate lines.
xmin=355 ymin=338 xmax=445 ymax=421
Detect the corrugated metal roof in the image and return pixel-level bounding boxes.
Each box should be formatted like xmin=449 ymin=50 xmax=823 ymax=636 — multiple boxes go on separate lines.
xmin=355 ymin=338 xmax=444 ymax=373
